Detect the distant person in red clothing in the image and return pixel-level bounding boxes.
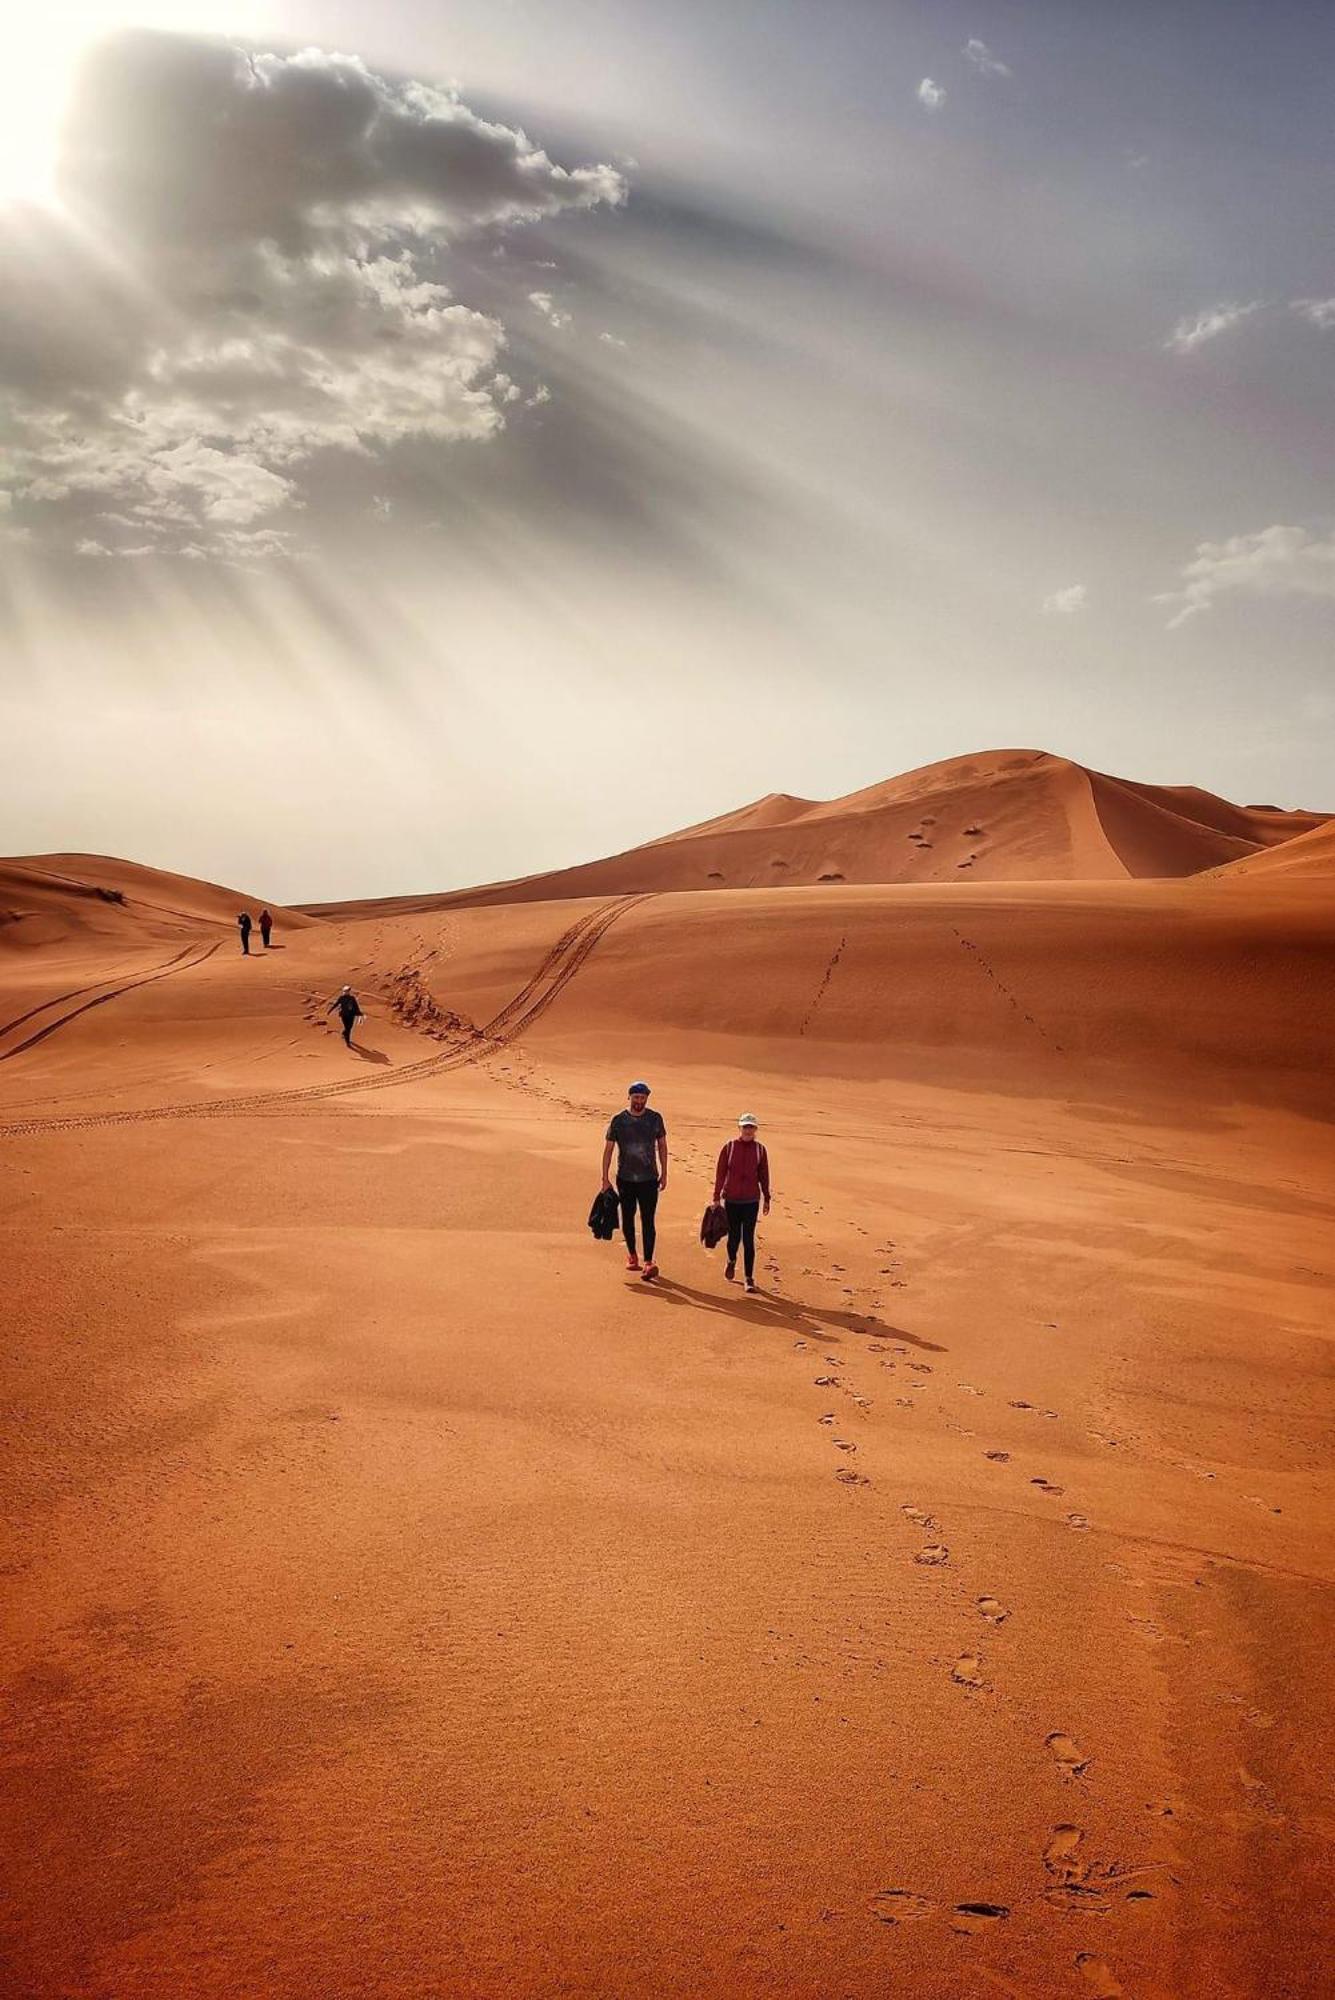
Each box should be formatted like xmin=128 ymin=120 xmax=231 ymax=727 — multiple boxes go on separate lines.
xmin=713 ymin=1113 xmax=771 ymax=1293
xmin=259 ymin=909 xmax=273 ymax=948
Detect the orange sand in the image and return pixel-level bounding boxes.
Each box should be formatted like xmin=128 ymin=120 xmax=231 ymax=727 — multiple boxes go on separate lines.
xmin=304 ymin=750 xmax=1329 ymax=916
xmin=2 ymin=806 xmax=1333 ymax=1998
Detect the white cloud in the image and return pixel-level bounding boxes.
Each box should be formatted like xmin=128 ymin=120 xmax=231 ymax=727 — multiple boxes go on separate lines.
xmin=0 ymin=32 xmax=626 ymax=560
xmin=1042 ymin=584 xmax=1088 ymax=616
xmin=1163 ymin=301 xmax=1262 ymax=355
xmin=1292 ymin=297 xmax=1335 ymax=330
xmin=964 ymin=39 xmax=1011 ymax=78
xmin=528 ymin=290 xmax=573 ymax=330
xmin=598 ymin=331 xmax=628 ymax=349
xmin=1156 ymin=524 xmax=1335 ymax=628
xmin=916 ymin=78 xmax=946 ymax=112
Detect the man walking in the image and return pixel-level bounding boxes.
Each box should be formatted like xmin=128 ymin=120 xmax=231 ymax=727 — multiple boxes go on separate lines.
xmin=713 ymin=1113 xmax=771 ymax=1293
xmin=602 ymin=1081 xmax=668 ymax=1281
xmin=259 ymin=909 xmax=273 ymax=948
xmin=327 ymin=985 xmax=364 ymax=1047
xmin=237 ymin=911 xmax=252 ymax=955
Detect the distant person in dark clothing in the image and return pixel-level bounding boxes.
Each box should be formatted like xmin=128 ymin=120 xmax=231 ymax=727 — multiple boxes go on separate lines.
xmin=259 ymin=909 xmax=273 ymax=948
xmin=327 ymin=985 xmax=364 ymax=1046
xmin=602 ymin=1081 xmax=668 ymax=1280
xmin=713 ymin=1113 xmax=771 ymax=1293
xmin=237 ymin=912 xmax=252 ymax=955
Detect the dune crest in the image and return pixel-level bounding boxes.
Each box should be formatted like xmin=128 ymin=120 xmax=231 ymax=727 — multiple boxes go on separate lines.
xmin=0 ymin=855 xmax=315 ymax=951
xmin=301 ymin=748 xmax=1327 ymax=918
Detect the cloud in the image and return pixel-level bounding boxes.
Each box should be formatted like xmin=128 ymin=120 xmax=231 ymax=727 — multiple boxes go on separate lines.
xmin=1156 ymin=524 xmax=1335 ymax=627
xmin=1292 ymin=297 xmax=1335 ymax=329
xmin=528 ymin=289 xmax=573 ymax=330
xmin=59 ymin=34 xmax=624 ymax=249
xmin=1041 ymin=584 xmax=1088 ymax=616
xmin=916 ymin=79 xmax=946 ymax=112
xmin=963 ymin=39 xmax=1011 ymax=78
xmin=1163 ymin=301 xmax=1261 ymax=354
xmin=0 ymin=31 xmax=626 ymax=560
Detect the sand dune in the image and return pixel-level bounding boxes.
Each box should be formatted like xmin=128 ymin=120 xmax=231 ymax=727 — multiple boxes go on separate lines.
xmin=303 ymin=749 xmax=1328 ymax=918
xmin=1211 ymin=817 xmax=1335 ymax=882
xmin=1 ymin=853 xmax=315 ymax=950
xmin=3 ymin=818 xmax=1333 ymax=1997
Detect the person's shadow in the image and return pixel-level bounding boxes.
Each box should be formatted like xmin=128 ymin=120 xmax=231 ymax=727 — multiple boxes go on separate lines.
xmin=637 ymin=1273 xmax=945 ymax=1354
xmin=350 ymin=1044 xmax=390 ymax=1066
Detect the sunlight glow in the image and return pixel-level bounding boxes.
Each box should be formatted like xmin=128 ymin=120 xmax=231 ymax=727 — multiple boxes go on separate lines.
xmin=0 ymin=5 xmax=277 ymax=205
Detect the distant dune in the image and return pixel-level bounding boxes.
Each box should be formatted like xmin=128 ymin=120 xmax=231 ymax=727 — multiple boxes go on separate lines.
xmin=301 ymin=748 xmax=1328 ymax=918
xmin=0 ymin=854 xmax=316 ymax=950
xmin=1210 ymin=817 xmax=1335 ymax=883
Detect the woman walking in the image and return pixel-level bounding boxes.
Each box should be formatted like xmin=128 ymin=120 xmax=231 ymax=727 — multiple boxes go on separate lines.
xmin=713 ymin=1113 xmax=771 ymax=1293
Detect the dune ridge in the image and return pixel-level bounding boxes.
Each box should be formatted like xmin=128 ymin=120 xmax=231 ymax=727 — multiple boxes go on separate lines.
xmin=300 ymin=749 xmax=1328 ymax=918
xmin=0 ymin=855 xmax=316 ymax=951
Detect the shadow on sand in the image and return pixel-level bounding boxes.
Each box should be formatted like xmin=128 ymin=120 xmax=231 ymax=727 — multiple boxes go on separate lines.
xmin=350 ymin=1044 xmax=390 ymax=1066
xmin=635 ymin=1274 xmax=945 ymax=1353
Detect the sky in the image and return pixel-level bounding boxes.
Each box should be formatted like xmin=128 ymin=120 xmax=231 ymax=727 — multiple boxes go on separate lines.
xmin=1 ymin=1 xmax=1332 ymax=902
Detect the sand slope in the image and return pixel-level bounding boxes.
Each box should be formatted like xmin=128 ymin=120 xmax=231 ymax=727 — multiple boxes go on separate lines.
xmin=1210 ymin=817 xmax=1335 ymax=882
xmin=303 ymin=750 xmax=1328 ymax=917
xmin=2 ymin=853 xmax=1333 ymax=1998
xmin=1 ymin=854 xmax=316 ymax=951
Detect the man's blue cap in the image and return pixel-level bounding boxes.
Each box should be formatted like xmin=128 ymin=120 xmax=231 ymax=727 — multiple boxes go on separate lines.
xmin=628 ymin=1081 xmax=651 ymax=1094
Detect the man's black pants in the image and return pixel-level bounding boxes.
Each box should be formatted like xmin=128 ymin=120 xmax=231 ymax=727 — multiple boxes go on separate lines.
xmin=617 ymin=1178 xmax=659 ymax=1260
xmin=725 ymin=1199 xmax=760 ymax=1280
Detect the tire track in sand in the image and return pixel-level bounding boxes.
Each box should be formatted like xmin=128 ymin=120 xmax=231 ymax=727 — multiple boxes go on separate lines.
xmin=0 ymin=941 xmax=221 ymax=1064
xmin=0 ymin=895 xmax=649 ymax=1138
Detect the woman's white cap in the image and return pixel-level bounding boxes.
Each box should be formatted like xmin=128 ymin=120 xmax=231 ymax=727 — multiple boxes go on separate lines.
xmin=738 ymin=1112 xmax=759 ymax=1127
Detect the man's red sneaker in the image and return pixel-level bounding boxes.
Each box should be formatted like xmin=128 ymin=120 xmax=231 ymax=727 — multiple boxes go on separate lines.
xmin=641 ymin=1263 xmax=659 ymax=1283
xmin=626 ymin=1253 xmax=640 ymax=1272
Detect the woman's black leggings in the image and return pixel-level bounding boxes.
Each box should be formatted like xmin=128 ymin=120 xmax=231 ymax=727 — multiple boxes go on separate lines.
xmin=725 ymin=1199 xmax=760 ymax=1279
xmin=618 ymin=1179 xmax=659 ymax=1259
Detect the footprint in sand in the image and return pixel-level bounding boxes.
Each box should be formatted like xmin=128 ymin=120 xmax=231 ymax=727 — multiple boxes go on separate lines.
xmin=1046 ymin=1732 xmax=1091 ymax=1778
xmin=950 ymin=1903 xmax=1008 ymax=1933
xmin=1046 ymin=1882 xmax=1113 ymax=1914
xmin=1032 ymin=1477 xmax=1065 ymax=1495
xmin=833 ymin=1439 xmax=858 ymax=1453
xmin=915 ymin=1545 xmax=950 ymax=1566
xmin=836 ymin=1468 xmax=869 ymax=1486
xmin=958 ymin=1383 xmax=984 ymax=1395
xmin=952 ymin=1654 xmax=985 ymax=1689
xmin=984 ymin=1450 xmax=1011 ymax=1463
xmin=908 ymin=1362 xmax=933 ymax=1374
xmin=1076 ymin=1955 xmax=1124 ymax=1997
xmin=819 ymin=1413 xmax=835 ymax=1425
xmin=977 ymin=1596 xmax=1010 ymax=1624
xmin=1043 ymin=1824 xmax=1086 ymax=1882
xmin=901 ymin=1505 xmax=937 ymax=1529
xmin=814 ymin=1375 xmax=841 ymax=1388
xmin=1067 ymin=1513 xmax=1091 ymax=1532
xmin=870 ymin=1890 xmax=935 ymax=1925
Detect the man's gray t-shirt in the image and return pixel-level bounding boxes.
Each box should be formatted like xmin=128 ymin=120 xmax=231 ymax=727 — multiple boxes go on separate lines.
xmin=606 ymin=1108 xmax=666 ymax=1183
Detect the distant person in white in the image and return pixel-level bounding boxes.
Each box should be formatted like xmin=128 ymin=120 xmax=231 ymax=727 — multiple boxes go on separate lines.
xmin=327 ymin=986 xmax=364 ymax=1046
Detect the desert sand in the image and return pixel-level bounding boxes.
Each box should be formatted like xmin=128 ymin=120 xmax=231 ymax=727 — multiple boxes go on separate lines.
xmin=3 ymin=753 xmax=1333 ymax=1999
xmin=302 ymin=750 xmax=1329 ymax=916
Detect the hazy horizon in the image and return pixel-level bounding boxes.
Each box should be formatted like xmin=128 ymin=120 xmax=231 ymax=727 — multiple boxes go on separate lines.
xmin=3 ymin=2 xmax=1333 ymax=901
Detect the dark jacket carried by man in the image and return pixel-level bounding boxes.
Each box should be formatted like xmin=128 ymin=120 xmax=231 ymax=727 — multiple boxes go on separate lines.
xmin=588 ymin=1187 xmax=622 ymax=1240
